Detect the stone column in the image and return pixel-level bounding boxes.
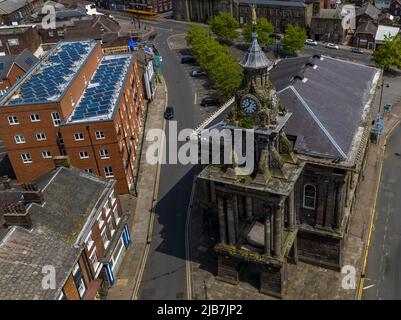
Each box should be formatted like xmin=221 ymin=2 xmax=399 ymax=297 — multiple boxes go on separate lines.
xmin=288 ymin=190 xmax=295 ymax=229
xmin=264 ymin=214 xmax=271 ymax=256
xmin=274 ymin=205 xmax=282 ymax=256
xmin=334 ymin=182 xmax=344 ymax=230
xmin=217 ymin=196 xmax=226 ymax=243
xmin=246 ymin=196 xmax=253 ymax=219
xmin=233 ymin=194 xmax=239 ymax=236
xmin=226 ymin=197 xmax=236 ymax=245
xmin=316 ymin=179 xmax=327 ymax=226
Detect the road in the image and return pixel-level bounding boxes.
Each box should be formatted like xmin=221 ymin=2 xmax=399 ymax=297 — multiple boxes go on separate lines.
xmin=303 ymin=45 xmax=373 ymax=65
xmin=134 ymin=19 xmax=203 ymax=300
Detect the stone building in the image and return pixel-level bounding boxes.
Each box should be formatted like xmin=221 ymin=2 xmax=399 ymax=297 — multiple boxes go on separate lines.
xmin=190 ymin=20 xmax=380 ymax=297
xmin=310 ymin=8 xmax=345 ymax=42
xmin=173 ymin=0 xmax=315 ymax=32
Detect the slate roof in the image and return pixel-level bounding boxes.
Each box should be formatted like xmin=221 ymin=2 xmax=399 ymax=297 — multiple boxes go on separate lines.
xmin=0 ymin=166 xmax=115 ymax=299
xmin=356 ymin=3 xmax=381 ymax=20
xmin=271 ymin=56 xmax=380 ymax=163
xmin=355 ymin=20 xmax=378 ymax=35
xmin=239 ymin=0 xmax=307 ymax=8
xmin=0 ymin=49 xmax=38 ymax=80
xmin=0 ymin=0 xmax=36 ymax=15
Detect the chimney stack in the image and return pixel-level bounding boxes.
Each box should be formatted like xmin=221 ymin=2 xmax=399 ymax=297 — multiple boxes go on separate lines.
xmin=22 ymin=183 xmax=43 ymax=204
xmin=3 ymin=202 xmax=32 ymax=229
xmin=0 ymin=176 xmax=11 ymax=189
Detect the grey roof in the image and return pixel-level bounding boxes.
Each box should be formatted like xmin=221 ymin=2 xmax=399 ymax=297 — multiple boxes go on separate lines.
xmin=0 ymin=49 xmax=38 ymax=81
xmin=356 ymin=3 xmax=381 ymax=20
xmin=0 ymin=0 xmax=35 ymax=15
xmin=355 ymin=20 xmax=378 ymax=35
xmin=0 ymin=227 xmax=80 ymax=300
xmin=55 ymin=7 xmax=86 ymax=20
xmin=240 ymin=33 xmax=273 ymax=70
xmin=0 ymin=166 xmax=115 ymax=299
xmin=239 ymin=0 xmax=307 ymax=8
xmin=272 ymin=56 xmax=380 ymax=163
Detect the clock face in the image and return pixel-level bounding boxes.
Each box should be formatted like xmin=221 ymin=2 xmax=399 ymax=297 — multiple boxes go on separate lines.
xmin=241 ymin=97 xmax=257 ymax=114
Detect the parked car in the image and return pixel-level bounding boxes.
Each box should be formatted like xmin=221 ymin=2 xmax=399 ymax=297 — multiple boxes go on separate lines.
xmin=304 ymin=39 xmax=318 ymax=46
xmin=325 ymin=43 xmax=339 ymax=49
xmin=191 ymin=69 xmax=207 ymax=77
xmin=200 ymin=97 xmax=219 ymax=107
xmin=181 ymin=56 xmax=196 ymax=64
xmin=351 ymin=47 xmax=363 ymax=54
xmin=269 ymin=33 xmax=282 ymax=40
xmin=164 ymin=106 xmax=174 ymax=120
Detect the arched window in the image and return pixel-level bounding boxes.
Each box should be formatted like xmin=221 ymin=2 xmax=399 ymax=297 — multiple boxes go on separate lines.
xmin=303 ymin=184 xmax=316 ymax=210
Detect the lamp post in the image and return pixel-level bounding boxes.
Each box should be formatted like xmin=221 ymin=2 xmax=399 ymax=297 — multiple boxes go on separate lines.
xmin=378 ymin=79 xmax=389 ymax=113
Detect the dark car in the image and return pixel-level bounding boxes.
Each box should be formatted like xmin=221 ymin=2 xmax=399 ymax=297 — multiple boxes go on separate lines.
xmin=351 ymin=47 xmax=363 ymax=54
xmin=191 ymin=69 xmax=207 ymax=77
xmin=164 ymin=106 xmax=174 ymax=120
xmin=181 ymin=56 xmax=196 ymax=64
xmin=200 ymin=97 xmax=219 ymax=107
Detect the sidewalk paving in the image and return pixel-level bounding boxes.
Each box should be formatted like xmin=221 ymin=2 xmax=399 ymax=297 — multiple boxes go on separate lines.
xmin=107 ymin=78 xmax=167 ymax=300
xmin=188 ymin=70 xmax=401 ymax=300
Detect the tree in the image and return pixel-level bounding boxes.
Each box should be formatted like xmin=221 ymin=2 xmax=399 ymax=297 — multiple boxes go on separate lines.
xmin=242 ymin=18 xmax=275 ymax=46
xmin=186 ymin=24 xmax=243 ymax=98
xmin=282 ymin=24 xmax=307 ymax=55
xmin=372 ymin=35 xmax=401 ymax=70
xmin=208 ymin=12 xmax=239 ymax=43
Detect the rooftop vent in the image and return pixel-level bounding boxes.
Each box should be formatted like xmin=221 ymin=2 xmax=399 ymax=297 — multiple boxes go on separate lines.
xmin=305 ymin=58 xmax=315 ymax=67
xmin=294 ymin=72 xmax=304 ymax=81
xmin=312 ymin=54 xmax=321 ymax=60
xmin=3 ymin=202 xmax=32 ymax=229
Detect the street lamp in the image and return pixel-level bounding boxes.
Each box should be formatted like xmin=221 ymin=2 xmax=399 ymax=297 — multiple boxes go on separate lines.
xmin=378 ymin=79 xmax=390 ymax=113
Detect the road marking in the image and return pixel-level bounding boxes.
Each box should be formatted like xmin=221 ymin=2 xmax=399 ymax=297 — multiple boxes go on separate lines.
xmin=132 ymin=78 xmax=169 ymax=300
xmin=185 ymin=178 xmax=197 ymax=300
xmin=363 ymin=284 xmax=376 ymax=290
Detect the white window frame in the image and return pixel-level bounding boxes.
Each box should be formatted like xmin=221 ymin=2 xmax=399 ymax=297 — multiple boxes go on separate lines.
xmin=98 ymin=213 xmax=105 ymax=229
xmin=36 ymin=132 xmax=46 ymax=141
xmin=74 ymin=132 xmax=84 ymax=141
xmin=303 ymin=184 xmax=317 ymax=210
xmin=101 ymin=228 xmax=110 ymax=249
xmin=89 ymin=249 xmax=100 ymax=272
xmin=104 ymin=166 xmax=114 ymax=178
xmin=79 ymin=151 xmax=89 ymax=159
xmin=21 ymin=153 xmax=32 ymax=164
xmin=14 ymin=135 xmax=25 ymax=144
xmin=77 ymin=278 xmax=86 ymax=298
xmin=113 ymin=206 xmax=121 ymax=225
xmin=41 ymin=151 xmax=52 ymax=158
xmin=8 ymin=38 xmax=19 ymax=46
xmin=85 ymin=232 xmax=94 ymax=251
xmin=51 ymin=112 xmax=61 ymax=126
xmin=95 ymin=131 xmax=105 ymax=139
xmin=99 ymin=149 xmax=109 ymax=159
xmin=107 ymin=216 xmax=115 ymax=237
xmin=30 ymin=114 xmax=40 ymax=122
xmin=110 ymin=191 xmax=116 ymax=206
xmin=84 ymin=168 xmax=93 ymax=174
xmin=8 ymin=115 xmax=19 ymax=125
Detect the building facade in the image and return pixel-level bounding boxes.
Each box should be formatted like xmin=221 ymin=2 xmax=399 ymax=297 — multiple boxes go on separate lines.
xmin=0 ymin=24 xmax=41 ymax=56
xmin=310 ymin=8 xmax=345 ymax=42
xmin=0 ymin=166 xmax=131 ymax=300
xmin=390 ymin=0 xmax=401 ymax=16
xmin=0 ymin=40 xmax=146 ymax=194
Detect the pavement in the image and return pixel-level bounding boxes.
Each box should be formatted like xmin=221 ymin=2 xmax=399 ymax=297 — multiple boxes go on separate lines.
xmin=106 ymin=78 xmax=167 ymax=300
xmin=188 ymin=69 xmax=401 ymax=300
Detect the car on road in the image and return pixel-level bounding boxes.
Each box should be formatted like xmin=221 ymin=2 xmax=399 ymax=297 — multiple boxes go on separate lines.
xmin=181 ymin=56 xmax=196 ymax=64
xmin=325 ymin=43 xmax=339 ymax=49
xmin=164 ymin=106 xmax=174 ymax=120
xmin=351 ymin=47 xmax=363 ymax=54
xmin=304 ymin=39 xmax=318 ymax=46
xmin=190 ymin=69 xmax=207 ymax=77
xmin=200 ymin=97 xmax=219 ymax=107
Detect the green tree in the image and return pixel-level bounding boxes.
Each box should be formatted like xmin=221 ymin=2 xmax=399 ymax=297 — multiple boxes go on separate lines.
xmin=372 ymin=35 xmax=401 ymax=70
xmin=208 ymin=12 xmax=239 ymax=43
xmin=186 ymin=24 xmax=243 ymax=98
xmin=282 ymin=24 xmax=307 ymax=55
xmin=242 ymin=18 xmax=275 ymax=46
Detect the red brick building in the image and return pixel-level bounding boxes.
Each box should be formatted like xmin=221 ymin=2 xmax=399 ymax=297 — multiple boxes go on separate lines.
xmin=0 ymin=49 xmax=38 ymax=94
xmin=0 ymin=40 xmax=146 ymax=194
xmin=0 ymin=24 xmax=42 ymax=56
xmin=0 ymin=166 xmax=131 ymax=300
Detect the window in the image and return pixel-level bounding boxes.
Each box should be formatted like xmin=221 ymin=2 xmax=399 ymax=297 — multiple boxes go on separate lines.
xmin=77 ymin=278 xmax=86 ymax=298
xmin=30 ymin=114 xmax=40 ymax=122
xmin=85 ymin=233 xmax=94 ymax=251
xmin=21 ymin=153 xmax=32 ymax=163
xmin=89 ymin=249 xmax=100 ymax=272
xmin=57 ymin=30 xmax=65 ymax=36
xmin=36 ymin=132 xmax=46 ymax=141
xmin=48 ymin=31 xmax=54 ymax=37
xmin=84 ymin=168 xmax=93 ymax=174
xmin=51 ymin=112 xmax=61 ymax=126
xmin=14 ymin=135 xmax=25 ymax=144
xmin=113 ymin=207 xmax=121 ymax=225
xmin=104 ymin=201 xmax=110 ymax=214
xmin=42 ymin=151 xmax=52 ymax=158
xmin=303 ymin=184 xmax=317 ymax=210
xmin=104 ymin=166 xmax=113 ymax=178
xmin=110 ymin=191 xmax=116 ymax=205
xmin=101 ymin=228 xmax=109 ymax=248
xmin=79 ymin=151 xmax=89 ymax=159
xmin=8 ymin=38 xmax=19 ymax=46
xmin=95 ymin=131 xmax=105 ymax=139
xmin=74 ymin=132 xmax=84 ymax=141
xmin=8 ymin=115 xmax=18 ymax=125
xmin=99 ymin=149 xmax=109 ymax=159
xmin=98 ymin=213 xmax=104 ymax=228
xmin=108 ymin=217 xmax=115 ymax=236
